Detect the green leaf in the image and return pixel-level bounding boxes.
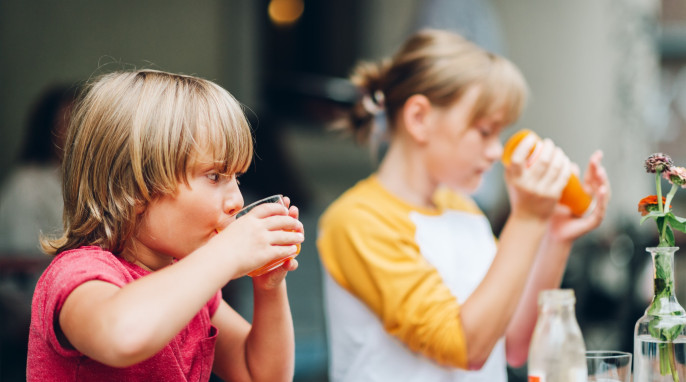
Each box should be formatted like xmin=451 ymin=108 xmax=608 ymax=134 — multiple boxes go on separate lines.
xmin=667 ymin=213 xmax=686 ymax=233
xmin=666 ymin=225 xmax=676 ymax=247
xmin=642 ymin=210 xmax=666 ymax=224
xmin=664 ymin=323 xmax=684 ymax=341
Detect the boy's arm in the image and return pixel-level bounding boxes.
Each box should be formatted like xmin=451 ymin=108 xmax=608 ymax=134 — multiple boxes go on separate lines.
xmin=58 ymin=247 xmax=242 ymax=367
xmin=58 ymin=204 xmax=302 ymax=368
xmin=211 ymin=276 xmax=295 ymax=382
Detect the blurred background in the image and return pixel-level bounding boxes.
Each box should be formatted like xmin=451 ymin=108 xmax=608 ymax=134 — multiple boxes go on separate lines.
xmin=2 ymin=0 xmax=686 ymax=381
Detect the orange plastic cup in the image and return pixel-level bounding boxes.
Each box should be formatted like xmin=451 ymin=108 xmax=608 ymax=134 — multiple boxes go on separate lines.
xmin=235 ymin=194 xmax=301 ymax=277
xmin=502 ymin=129 xmax=593 ymax=216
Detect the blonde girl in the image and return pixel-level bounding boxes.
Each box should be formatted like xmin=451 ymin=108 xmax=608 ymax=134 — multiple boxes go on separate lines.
xmin=27 ymin=70 xmax=304 ymax=382
xmin=317 ymin=29 xmax=609 ymax=381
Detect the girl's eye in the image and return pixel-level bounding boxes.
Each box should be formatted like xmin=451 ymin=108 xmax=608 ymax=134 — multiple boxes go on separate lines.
xmin=477 ymin=125 xmax=492 ymax=137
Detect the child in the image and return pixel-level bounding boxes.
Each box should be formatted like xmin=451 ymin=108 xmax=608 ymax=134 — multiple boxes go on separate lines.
xmin=317 ymin=29 xmax=610 ymax=381
xmin=26 ymin=69 xmax=304 ymax=382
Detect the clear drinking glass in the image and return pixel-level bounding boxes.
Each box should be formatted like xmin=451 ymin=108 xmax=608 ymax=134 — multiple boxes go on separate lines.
xmin=586 ymin=351 xmax=632 ymax=382
xmin=236 ymin=194 xmax=300 ymax=277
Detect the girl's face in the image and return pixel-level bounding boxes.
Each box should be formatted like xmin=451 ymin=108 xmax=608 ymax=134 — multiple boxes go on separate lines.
xmin=424 ymin=86 xmax=507 ymax=193
xmin=131 ymin=146 xmax=244 ymax=268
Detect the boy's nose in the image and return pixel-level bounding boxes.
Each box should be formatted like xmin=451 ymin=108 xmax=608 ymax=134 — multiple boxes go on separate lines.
xmin=224 ymin=191 xmax=244 ymax=217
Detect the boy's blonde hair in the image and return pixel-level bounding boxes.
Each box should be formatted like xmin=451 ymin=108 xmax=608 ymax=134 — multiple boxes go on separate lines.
xmin=347 ymin=29 xmax=529 ymax=144
xmin=43 ymin=70 xmax=253 ymax=255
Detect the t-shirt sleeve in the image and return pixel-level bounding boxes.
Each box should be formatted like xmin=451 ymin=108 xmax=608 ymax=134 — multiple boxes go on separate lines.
xmin=318 ymin=202 xmax=468 ymax=368
xmin=207 ymin=289 xmax=222 ymax=317
xmin=34 ymin=249 xmax=132 ymax=357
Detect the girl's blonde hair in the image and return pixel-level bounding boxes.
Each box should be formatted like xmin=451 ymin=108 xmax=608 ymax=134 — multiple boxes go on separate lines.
xmin=347 ymin=29 xmax=529 ymax=143
xmin=42 ymin=69 xmax=253 ymax=255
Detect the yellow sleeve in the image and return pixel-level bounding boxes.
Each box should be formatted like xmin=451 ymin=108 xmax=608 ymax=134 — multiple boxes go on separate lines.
xmin=317 ymin=197 xmax=468 ymax=368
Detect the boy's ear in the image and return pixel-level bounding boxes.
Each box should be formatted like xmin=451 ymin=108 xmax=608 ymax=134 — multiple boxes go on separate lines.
xmin=402 ymin=94 xmax=433 ymax=144
xmin=134 ymin=200 xmax=146 ymax=215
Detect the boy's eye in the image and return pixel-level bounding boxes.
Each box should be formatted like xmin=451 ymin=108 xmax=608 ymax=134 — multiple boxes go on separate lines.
xmin=206 ymin=173 xmax=220 ymax=182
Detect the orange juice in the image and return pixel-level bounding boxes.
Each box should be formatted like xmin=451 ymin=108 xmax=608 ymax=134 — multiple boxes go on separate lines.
xmin=246 ymin=252 xmax=299 ymax=277
xmin=502 ymin=129 xmax=593 ymax=216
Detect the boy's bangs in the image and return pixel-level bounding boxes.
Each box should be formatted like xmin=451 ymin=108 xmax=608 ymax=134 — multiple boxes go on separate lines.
xmin=196 ymin=91 xmax=253 ymax=175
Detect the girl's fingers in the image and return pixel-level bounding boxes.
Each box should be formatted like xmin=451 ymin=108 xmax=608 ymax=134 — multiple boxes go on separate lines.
xmin=540 ymin=148 xmax=571 ymax=191
xmin=510 ymin=134 xmax=538 ymax=167
xmin=526 ymin=139 xmax=556 ymax=179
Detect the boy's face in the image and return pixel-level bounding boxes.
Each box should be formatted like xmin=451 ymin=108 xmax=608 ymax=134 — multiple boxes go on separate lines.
xmin=131 ymin=147 xmax=244 ymax=268
xmin=424 ymin=86 xmax=506 ymax=193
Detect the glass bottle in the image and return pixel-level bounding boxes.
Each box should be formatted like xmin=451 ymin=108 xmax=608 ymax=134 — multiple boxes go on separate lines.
xmin=528 ymin=289 xmax=587 ymax=382
xmin=634 ymin=246 xmax=686 ymax=382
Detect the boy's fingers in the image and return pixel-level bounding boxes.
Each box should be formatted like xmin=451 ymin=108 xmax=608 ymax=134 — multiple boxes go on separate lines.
xmin=246 ymin=202 xmax=289 ymax=218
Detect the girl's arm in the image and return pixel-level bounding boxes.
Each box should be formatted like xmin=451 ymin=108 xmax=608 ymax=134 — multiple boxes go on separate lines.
xmin=459 ymin=137 xmax=572 ymax=369
xmin=58 ymin=203 xmax=303 ymax=368
xmin=505 ymin=150 xmax=610 ymax=366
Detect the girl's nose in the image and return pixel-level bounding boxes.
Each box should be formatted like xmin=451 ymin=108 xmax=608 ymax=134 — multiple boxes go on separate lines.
xmin=487 ymin=138 xmax=503 ymax=162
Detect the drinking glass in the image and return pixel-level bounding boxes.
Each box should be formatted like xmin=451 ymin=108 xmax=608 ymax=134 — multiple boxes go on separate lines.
xmin=586 ymin=351 xmax=632 ymax=382
xmin=236 ymin=194 xmax=300 ymax=277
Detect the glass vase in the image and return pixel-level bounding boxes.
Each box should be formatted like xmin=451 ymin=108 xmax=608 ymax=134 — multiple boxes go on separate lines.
xmin=634 ymin=246 xmax=686 ymax=382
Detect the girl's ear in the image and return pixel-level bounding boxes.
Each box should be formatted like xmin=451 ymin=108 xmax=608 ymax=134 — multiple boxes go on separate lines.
xmin=401 ymin=94 xmax=433 ymax=144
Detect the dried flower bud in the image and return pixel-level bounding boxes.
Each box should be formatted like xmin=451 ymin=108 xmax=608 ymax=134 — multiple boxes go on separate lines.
xmin=645 ymin=153 xmax=673 ymax=173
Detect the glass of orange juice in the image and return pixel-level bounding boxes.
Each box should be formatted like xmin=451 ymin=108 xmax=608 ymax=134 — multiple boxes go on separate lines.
xmin=236 ymin=194 xmax=301 ymax=276
xmin=502 ymin=129 xmax=594 ymax=216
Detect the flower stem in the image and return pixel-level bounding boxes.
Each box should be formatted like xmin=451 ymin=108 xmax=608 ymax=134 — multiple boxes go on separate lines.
xmin=666 ymin=184 xmax=679 ymax=214
xmin=669 ymin=342 xmax=680 ymax=382
xmin=658 ymin=171 xmax=664 ymax=213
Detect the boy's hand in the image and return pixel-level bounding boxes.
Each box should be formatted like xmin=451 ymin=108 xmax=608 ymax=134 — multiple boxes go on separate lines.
xmin=252 ymin=196 xmax=303 ymax=289
xmin=211 ymin=200 xmax=304 ymax=278
xmin=252 ymin=257 xmax=299 ymax=290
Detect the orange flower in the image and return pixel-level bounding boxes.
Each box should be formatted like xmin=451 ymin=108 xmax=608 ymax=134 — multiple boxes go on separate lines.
xmin=638 ymin=195 xmax=670 ymax=216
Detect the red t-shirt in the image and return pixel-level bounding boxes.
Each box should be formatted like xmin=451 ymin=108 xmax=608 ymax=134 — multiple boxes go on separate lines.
xmin=27 ymin=246 xmax=222 ymax=381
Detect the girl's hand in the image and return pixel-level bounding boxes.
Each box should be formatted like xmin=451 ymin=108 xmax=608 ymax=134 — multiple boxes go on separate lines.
xmin=504 ymin=135 xmax=572 ymax=221
xmin=546 ymin=150 xmax=610 ymax=243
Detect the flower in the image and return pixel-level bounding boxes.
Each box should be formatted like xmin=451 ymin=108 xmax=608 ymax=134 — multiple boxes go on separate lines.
xmin=664 ymin=166 xmax=686 ymax=187
xmin=639 ymin=153 xmax=686 ymax=382
xmin=645 ymin=152 xmax=673 ymax=173
xmin=638 ymin=195 xmax=670 ymax=216
xmin=640 ymin=154 xmax=686 ymax=248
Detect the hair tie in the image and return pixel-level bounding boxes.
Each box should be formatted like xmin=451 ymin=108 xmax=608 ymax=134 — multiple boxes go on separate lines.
xmin=361 ymin=90 xmax=385 ymax=116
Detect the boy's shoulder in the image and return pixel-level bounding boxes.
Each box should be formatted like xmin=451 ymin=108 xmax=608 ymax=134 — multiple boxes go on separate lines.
xmin=40 ymin=246 xmax=143 ymax=290
xmin=49 ymin=246 xmax=121 ymax=271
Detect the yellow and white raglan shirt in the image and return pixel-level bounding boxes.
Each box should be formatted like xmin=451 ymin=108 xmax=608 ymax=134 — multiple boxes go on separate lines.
xmin=317 ymin=175 xmax=505 ymax=382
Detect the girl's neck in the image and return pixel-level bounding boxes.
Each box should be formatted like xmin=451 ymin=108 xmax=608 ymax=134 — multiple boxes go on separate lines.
xmin=376 ymin=138 xmax=438 ymax=209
